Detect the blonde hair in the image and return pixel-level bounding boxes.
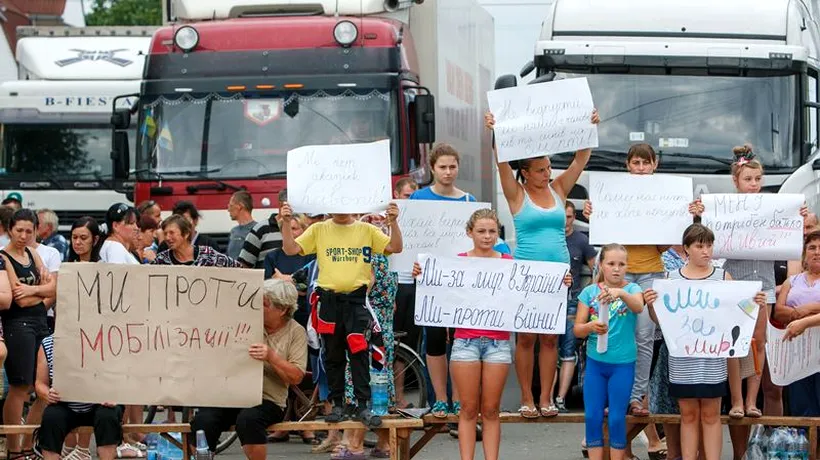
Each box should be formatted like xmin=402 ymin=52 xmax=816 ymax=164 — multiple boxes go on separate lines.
xmin=263 ymin=278 xmax=298 ymax=318
xmin=731 ymin=144 xmax=763 ymax=178
xmin=594 ymin=243 xmax=627 ymax=284
xmin=465 ymin=208 xmax=500 ymax=232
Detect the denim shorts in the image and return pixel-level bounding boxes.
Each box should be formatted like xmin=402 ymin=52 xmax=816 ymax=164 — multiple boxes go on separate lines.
xmin=450 ymin=338 xmax=512 ymax=364
xmin=559 ymin=299 xmax=579 ymax=362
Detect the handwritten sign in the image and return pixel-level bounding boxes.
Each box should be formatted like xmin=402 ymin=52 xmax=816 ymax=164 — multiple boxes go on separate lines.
xmin=701 ymin=193 xmax=803 ymax=260
xmin=53 ymin=263 xmax=264 ymax=407
xmin=414 ymin=254 xmax=569 ymax=334
xmin=287 ymin=139 xmax=392 ymax=214
xmin=589 ymin=172 xmax=693 ymax=245
xmin=486 ymin=78 xmax=598 ymax=163
xmin=652 ymin=279 xmax=761 ymax=358
xmin=389 ymin=200 xmax=490 ymax=272
xmin=766 ymin=322 xmax=820 ymax=386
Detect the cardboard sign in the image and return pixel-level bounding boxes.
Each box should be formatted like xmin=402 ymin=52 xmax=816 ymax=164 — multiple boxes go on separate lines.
xmin=652 ymin=278 xmax=761 ymax=358
xmin=487 ymin=78 xmax=598 ymax=162
xmin=414 ymin=254 xmax=569 ymax=334
xmin=53 ymin=263 xmax=264 ymax=407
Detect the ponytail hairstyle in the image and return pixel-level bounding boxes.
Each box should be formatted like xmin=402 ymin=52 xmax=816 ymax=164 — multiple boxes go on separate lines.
xmin=594 ymin=243 xmax=627 ymax=284
xmin=512 ymin=156 xmax=546 ymax=183
xmin=465 ymin=208 xmax=500 ymax=233
xmin=731 ymin=144 xmax=763 ymax=178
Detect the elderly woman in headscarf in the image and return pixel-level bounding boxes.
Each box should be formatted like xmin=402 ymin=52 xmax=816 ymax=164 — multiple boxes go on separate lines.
xmin=189 ymin=279 xmax=308 ymax=460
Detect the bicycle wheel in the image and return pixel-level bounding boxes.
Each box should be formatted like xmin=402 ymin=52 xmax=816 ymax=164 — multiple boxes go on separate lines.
xmin=181 ymin=408 xmax=239 ymax=454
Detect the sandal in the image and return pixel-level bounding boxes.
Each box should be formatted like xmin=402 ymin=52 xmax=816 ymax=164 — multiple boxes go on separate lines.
xmin=267 ymin=433 xmax=290 ymax=443
xmin=729 ymin=407 xmax=745 ymax=419
xmin=330 ymin=446 xmax=367 ymax=460
xmin=648 ymin=449 xmax=668 ymax=460
xmin=116 ymin=443 xmax=145 ymax=459
xmin=540 ymin=404 xmax=559 ymax=418
xmin=581 ymin=441 xmax=589 ymax=458
xmin=745 ymin=407 xmax=762 ymax=418
xmin=518 ymin=405 xmax=539 ymax=419
xmin=311 ymin=437 xmax=340 ymax=454
xmin=628 ymin=402 xmax=650 ymax=417
xmin=369 ymin=448 xmax=391 ymax=459
xmin=431 ymin=400 xmax=449 ymax=418
xmin=451 ymin=401 xmax=461 ymax=416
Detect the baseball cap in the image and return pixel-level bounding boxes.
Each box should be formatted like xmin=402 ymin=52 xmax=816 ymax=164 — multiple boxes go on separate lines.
xmin=4 ymin=192 xmax=22 ymax=203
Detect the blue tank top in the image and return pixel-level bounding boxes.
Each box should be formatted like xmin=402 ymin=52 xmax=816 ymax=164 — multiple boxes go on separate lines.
xmin=513 ymin=186 xmax=570 ymax=263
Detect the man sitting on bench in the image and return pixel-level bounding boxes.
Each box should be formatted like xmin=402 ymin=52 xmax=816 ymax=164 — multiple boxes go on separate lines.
xmin=190 ymin=278 xmax=308 ymax=460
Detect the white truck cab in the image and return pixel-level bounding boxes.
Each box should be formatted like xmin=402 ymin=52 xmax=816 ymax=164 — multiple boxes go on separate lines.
xmin=498 ymin=0 xmax=820 ymax=228
xmin=0 ymin=27 xmax=153 ymax=230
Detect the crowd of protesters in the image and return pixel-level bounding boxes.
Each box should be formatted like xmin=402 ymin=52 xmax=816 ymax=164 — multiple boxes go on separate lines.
xmin=0 ymin=105 xmax=815 ymax=460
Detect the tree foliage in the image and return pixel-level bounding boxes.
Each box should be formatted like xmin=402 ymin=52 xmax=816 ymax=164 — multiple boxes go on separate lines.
xmin=85 ymin=0 xmax=162 ymax=26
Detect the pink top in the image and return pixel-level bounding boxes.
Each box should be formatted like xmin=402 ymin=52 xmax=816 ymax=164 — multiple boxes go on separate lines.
xmin=454 ymin=252 xmax=513 ymax=341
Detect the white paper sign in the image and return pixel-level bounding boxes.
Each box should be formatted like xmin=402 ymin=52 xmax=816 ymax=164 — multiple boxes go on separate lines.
xmin=389 ymin=200 xmax=490 ymax=272
xmin=286 ymin=139 xmax=392 ymax=214
xmin=414 ymin=254 xmax=569 ymax=334
xmin=701 ymin=193 xmax=803 ymax=260
xmin=766 ymin=322 xmax=820 ymax=386
xmin=652 ymin=279 xmax=761 ymax=358
xmin=487 ymin=78 xmax=598 ymax=163
xmin=589 ymin=172 xmax=693 ymax=245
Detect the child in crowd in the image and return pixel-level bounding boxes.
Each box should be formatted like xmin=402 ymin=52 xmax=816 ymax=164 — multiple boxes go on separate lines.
xmin=646 ymin=224 xmax=766 ymax=460
xmin=575 ymin=244 xmax=648 ymax=460
xmin=279 ymin=202 xmax=403 ymax=429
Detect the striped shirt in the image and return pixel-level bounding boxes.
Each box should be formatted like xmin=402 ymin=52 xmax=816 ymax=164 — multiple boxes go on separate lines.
xmin=237 ymin=216 xmax=282 ymax=269
xmin=667 ymin=268 xmax=728 ymax=387
xmin=42 ymin=336 xmax=93 ymax=413
xmin=722 ymin=259 xmax=776 ymax=304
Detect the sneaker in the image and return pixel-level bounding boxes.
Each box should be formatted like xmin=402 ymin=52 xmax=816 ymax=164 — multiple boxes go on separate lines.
xmin=326 ymin=405 xmax=347 ymax=423
xmin=60 ymin=445 xmax=73 ymax=459
xmin=64 ymin=447 xmax=91 ymax=460
xmin=555 ymin=397 xmax=568 ymax=413
xmin=356 ymin=408 xmax=382 ymax=428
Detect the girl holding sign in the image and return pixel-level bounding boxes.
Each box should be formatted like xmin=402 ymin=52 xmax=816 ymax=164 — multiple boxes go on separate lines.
xmin=574 ymin=244 xmax=648 ymax=460
xmin=412 ymin=209 xmax=571 ymax=460
xmin=484 ymin=109 xmax=600 ymax=419
xmin=645 ymin=224 xmax=765 ymax=460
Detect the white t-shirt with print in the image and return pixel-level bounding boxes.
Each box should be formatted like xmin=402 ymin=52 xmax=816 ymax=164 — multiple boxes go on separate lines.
xmin=99 ymin=240 xmax=139 ymax=265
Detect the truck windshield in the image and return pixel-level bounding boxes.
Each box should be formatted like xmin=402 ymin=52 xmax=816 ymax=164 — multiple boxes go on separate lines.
xmin=550 ymin=73 xmax=798 ymax=173
xmin=0 ymin=123 xmax=135 ymax=180
xmin=138 ymin=88 xmax=398 ymax=179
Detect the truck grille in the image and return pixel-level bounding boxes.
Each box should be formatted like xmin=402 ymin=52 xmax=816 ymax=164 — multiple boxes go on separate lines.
xmin=55 ymin=210 xmax=108 ymax=227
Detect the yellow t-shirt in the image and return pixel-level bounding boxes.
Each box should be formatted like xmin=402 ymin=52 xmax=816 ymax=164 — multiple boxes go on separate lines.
xmin=626 ymin=245 xmax=664 ymax=274
xmin=296 ymin=220 xmax=390 ymax=293
xmin=263 ymin=319 xmax=308 ymax=408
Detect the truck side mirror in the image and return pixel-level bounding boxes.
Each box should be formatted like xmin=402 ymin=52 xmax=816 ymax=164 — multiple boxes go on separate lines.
xmin=414 ymin=94 xmax=436 ymax=144
xmin=111 ymin=109 xmax=131 ymax=130
xmin=111 ymin=131 xmax=130 ymax=179
xmin=494 ymin=74 xmax=517 ymax=89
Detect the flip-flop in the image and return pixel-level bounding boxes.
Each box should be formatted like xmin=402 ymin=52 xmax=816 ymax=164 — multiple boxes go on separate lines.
xmin=431 ymin=400 xmax=449 ymax=419
xmin=648 ymin=449 xmax=668 ymax=460
xmin=628 ymin=402 xmax=650 ymax=417
xmin=518 ymin=405 xmax=539 ymax=419
xmin=331 ymin=446 xmax=367 ymax=460
xmin=729 ymin=407 xmax=745 ymax=419
xmin=540 ymin=405 xmax=559 ymax=418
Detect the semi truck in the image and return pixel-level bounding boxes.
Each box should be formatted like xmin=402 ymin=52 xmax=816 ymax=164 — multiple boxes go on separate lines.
xmin=498 ymin=0 xmax=820 ymax=228
xmin=0 ymin=26 xmax=153 ymax=230
xmin=113 ymin=0 xmax=499 ymax=246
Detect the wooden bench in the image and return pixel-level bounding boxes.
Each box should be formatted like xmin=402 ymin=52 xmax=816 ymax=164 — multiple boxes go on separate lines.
xmin=417 ymin=413 xmax=820 ymax=460
xmin=0 ymin=424 xmax=193 ymax=459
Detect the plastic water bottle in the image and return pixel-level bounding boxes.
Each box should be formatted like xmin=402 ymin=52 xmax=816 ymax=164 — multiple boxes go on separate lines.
xmin=370 ymin=369 xmax=389 ymax=416
xmin=768 ymin=427 xmax=788 ymax=460
xmin=146 ymin=433 xmax=158 ymax=460
xmin=157 ymin=433 xmax=170 ymax=460
xmin=786 ymin=429 xmax=798 ymax=460
xmin=797 ymin=429 xmax=809 ymax=460
xmin=168 ymin=433 xmax=183 ymax=460
xmin=597 ymin=301 xmax=609 ymax=354
xmin=195 ymin=430 xmax=211 ymax=460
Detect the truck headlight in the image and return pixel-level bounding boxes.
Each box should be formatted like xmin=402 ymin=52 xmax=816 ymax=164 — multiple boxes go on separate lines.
xmin=334 ymin=21 xmax=358 ymax=47
xmin=174 ymin=26 xmax=199 ymax=52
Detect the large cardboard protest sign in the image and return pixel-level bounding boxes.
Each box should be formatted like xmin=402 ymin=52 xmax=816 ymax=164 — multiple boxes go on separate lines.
xmin=486 ymin=78 xmax=598 ymax=163
xmin=701 ymin=193 xmax=803 ymax=260
xmin=389 ymin=200 xmax=490 ymax=272
xmin=766 ymin=322 xmax=820 ymax=386
xmin=287 ymin=139 xmax=392 ymax=214
xmin=652 ymin=279 xmax=761 ymax=358
xmin=414 ymin=254 xmax=569 ymax=334
xmin=589 ymin=172 xmax=693 ymax=245
xmin=54 ymin=263 xmax=264 ymax=407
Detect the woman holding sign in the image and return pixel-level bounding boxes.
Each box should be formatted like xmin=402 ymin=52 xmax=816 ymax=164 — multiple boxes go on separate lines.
xmin=645 ymin=224 xmax=767 ymax=460
xmin=485 ymin=109 xmax=599 ymax=418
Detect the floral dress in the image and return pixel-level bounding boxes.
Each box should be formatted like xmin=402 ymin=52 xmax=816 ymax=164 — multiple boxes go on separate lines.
xmin=344 ymin=253 xmax=398 ymax=407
